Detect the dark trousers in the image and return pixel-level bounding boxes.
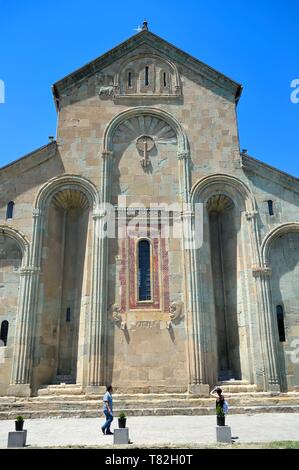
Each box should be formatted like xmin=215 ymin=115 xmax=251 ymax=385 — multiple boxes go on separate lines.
xmin=102 ymin=409 xmax=113 ymax=433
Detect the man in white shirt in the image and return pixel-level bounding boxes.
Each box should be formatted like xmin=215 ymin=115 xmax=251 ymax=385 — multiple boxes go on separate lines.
xmin=101 ymin=385 xmax=114 ymax=435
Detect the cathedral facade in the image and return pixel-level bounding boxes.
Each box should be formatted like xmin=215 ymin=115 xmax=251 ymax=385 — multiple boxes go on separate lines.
xmin=0 ymin=25 xmax=298 ymax=397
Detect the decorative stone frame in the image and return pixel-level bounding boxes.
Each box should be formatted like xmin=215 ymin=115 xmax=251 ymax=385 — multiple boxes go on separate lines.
xmin=260 ymin=222 xmax=299 ymax=391
xmin=8 ymin=175 xmax=100 ymax=396
xmin=101 ymin=106 xmax=191 ymax=386
xmin=0 ymin=226 xmax=31 ymax=396
xmin=114 ymin=54 xmax=182 ymax=99
xmin=134 ymin=237 xmax=155 ymax=306
xmin=159 ymin=69 xmax=172 ymax=94
xmin=261 ymin=222 xmax=299 ymax=267
xmin=189 ymin=174 xmax=281 ymax=392
xmin=0 ymin=226 xmax=29 ymax=267
xmin=103 ymin=106 xmax=188 ymax=156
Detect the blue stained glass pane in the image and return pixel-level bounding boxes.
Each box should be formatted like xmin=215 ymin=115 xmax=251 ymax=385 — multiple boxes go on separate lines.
xmin=138 ymin=240 xmax=151 ymax=301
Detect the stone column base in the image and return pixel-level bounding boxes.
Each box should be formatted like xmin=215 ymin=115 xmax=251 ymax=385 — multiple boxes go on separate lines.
xmin=7 ymin=384 xmax=32 ymax=397
xmin=188 ymin=383 xmax=210 ymax=396
xmin=267 ymin=382 xmax=281 ymax=392
xmin=86 ymin=385 xmax=107 ymax=396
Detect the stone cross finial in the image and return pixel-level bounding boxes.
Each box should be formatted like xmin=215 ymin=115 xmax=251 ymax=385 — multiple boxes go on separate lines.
xmin=142 ymin=19 xmax=148 ymax=30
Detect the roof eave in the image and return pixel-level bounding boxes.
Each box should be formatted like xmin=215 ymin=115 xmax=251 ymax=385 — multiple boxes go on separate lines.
xmin=51 ymin=29 xmax=242 ymax=102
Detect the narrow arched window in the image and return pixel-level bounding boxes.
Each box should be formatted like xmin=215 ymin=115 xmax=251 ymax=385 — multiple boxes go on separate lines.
xmin=6 ymin=201 xmax=14 ymax=219
xmin=268 ymin=200 xmax=274 ymax=216
xmin=0 ymin=320 xmax=9 ymax=346
xmin=128 ymin=71 xmax=132 ymax=88
xmin=66 ymin=307 xmax=71 ymax=322
xmin=276 ymin=305 xmax=285 ymax=342
xmin=138 ymin=240 xmax=151 ymax=301
xmin=145 ymin=66 xmax=149 ymax=86
xmin=163 ymin=72 xmax=167 ymax=87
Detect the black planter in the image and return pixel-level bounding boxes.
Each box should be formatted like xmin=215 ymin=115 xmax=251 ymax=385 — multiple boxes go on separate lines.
xmin=15 ymin=421 xmax=24 ymax=431
xmin=118 ymin=418 xmax=126 ymax=428
xmin=217 ymin=416 xmax=225 ymax=427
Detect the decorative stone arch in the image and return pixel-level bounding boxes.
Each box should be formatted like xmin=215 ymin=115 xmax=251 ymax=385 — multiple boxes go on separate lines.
xmin=187 ymin=174 xmax=261 ymax=390
xmin=114 ymin=53 xmax=181 ymax=92
xmin=191 ymin=173 xmax=257 ymax=213
xmin=101 ymin=107 xmax=190 ymax=205
xmin=103 ymin=106 xmax=188 ymax=156
xmin=34 ymin=174 xmax=100 ymax=210
xmin=261 ymin=222 xmax=299 ymax=266
xmin=0 ymin=225 xmax=29 ymax=267
xmin=8 ymin=175 xmax=101 ymax=395
xmin=261 ymin=221 xmax=299 ymax=392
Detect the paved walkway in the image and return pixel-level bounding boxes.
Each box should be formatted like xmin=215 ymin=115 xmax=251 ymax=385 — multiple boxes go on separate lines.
xmin=1 ymin=414 xmax=299 ymax=447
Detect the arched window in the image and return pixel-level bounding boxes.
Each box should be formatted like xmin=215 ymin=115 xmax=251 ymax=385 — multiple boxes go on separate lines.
xmin=145 ymin=66 xmax=149 ymax=86
xmin=163 ymin=72 xmax=167 ymax=87
xmin=267 ymin=200 xmax=274 ymax=216
xmin=138 ymin=240 xmax=151 ymax=301
xmin=128 ymin=71 xmax=132 ymax=88
xmin=0 ymin=320 xmax=9 ymax=346
xmin=66 ymin=307 xmax=71 ymax=322
xmin=6 ymin=201 xmax=14 ymax=219
xmin=276 ymin=305 xmax=286 ymax=342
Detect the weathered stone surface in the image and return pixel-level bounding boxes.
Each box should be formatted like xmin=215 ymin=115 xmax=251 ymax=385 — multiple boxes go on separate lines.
xmin=0 ymin=28 xmax=298 ymax=399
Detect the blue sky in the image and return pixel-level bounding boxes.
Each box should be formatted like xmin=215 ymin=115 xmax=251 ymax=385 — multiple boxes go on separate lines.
xmin=0 ymin=0 xmax=298 ymax=176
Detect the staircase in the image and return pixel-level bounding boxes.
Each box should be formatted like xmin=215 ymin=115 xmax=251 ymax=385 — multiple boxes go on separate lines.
xmin=219 ymin=380 xmax=258 ymax=393
xmin=1 ymin=381 xmax=299 ymax=419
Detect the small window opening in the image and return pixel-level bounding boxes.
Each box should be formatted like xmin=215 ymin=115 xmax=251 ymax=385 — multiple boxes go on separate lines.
xmin=66 ymin=308 xmax=71 ymax=322
xmin=0 ymin=320 xmax=9 ymax=346
xmin=163 ymin=72 xmax=167 ymax=87
xmin=138 ymin=240 xmax=151 ymax=301
xmin=145 ymin=66 xmax=149 ymax=86
xmin=276 ymin=305 xmax=286 ymax=342
xmin=128 ymin=71 xmax=132 ymax=88
xmin=6 ymin=201 xmax=14 ymax=219
xmin=268 ymin=200 xmax=274 ymax=216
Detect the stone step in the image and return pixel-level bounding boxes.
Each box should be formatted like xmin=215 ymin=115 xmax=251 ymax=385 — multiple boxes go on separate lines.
xmin=1 ymin=393 xmax=299 ymax=417
xmin=1 ymin=404 xmax=299 ymax=420
xmin=220 ymin=380 xmax=250 ymax=385
xmin=37 ymin=386 xmax=84 ymax=396
xmin=220 ymin=384 xmax=257 ymax=393
xmin=36 ymin=383 xmax=258 ymax=396
xmin=1 ymin=398 xmax=298 ymax=413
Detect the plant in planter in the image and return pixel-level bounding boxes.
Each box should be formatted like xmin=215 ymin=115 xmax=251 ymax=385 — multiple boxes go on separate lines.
xmin=15 ymin=415 xmax=24 ymax=431
xmin=118 ymin=411 xmax=127 ymax=429
xmin=216 ymin=404 xmax=225 ymax=426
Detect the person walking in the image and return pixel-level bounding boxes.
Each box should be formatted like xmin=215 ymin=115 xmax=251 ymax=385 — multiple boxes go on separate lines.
xmin=101 ymin=385 xmax=114 ymax=435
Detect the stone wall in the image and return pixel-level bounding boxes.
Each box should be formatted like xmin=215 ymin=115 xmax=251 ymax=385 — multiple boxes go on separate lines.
xmin=0 ymin=235 xmax=22 ymax=394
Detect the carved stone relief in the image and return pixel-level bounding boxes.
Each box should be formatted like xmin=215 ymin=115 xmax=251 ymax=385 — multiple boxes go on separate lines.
xmin=96 ymin=73 xmax=115 ymax=99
